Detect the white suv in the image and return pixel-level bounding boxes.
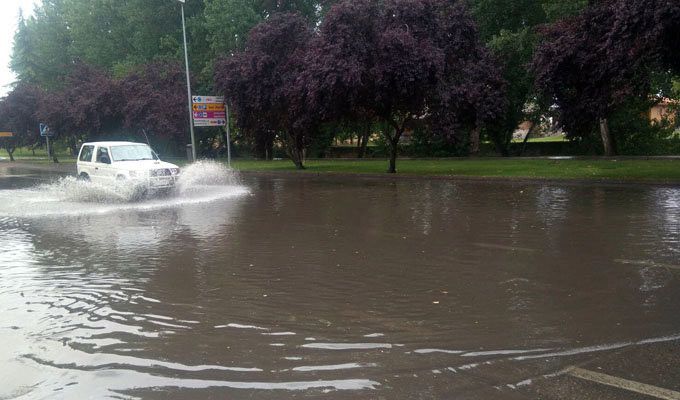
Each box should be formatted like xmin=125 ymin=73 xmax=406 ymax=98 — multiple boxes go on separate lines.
xmin=77 ymin=141 xmax=180 ymax=190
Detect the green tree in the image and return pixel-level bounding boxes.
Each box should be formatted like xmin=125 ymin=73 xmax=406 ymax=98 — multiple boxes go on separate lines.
xmin=542 ymin=0 xmax=589 ymax=21
xmin=204 ymin=0 xmax=331 ymax=58
xmin=468 ymin=0 xmax=589 ymax=156
xmin=205 ymin=0 xmax=263 ymax=56
xmin=12 ymin=0 xmax=206 ymax=85
xmin=471 ymin=0 xmax=546 ymax=40
xmin=11 ymin=1 xmax=73 ymax=88
xmin=486 ymin=28 xmax=538 ymax=155
xmin=62 ymin=0 xmax=133 ymax=69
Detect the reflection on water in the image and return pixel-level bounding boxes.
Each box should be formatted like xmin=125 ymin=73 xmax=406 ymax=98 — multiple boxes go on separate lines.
xmin=1 ymin=170 xmax=679 ymax=399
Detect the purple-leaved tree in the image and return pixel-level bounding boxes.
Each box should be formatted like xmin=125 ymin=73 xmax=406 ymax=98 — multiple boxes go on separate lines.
xmin=304 ymin=0 xmax=505 ymax=172
xmin=0 ymin=83 xmax=44 ymax=161
xmin=121 ymin=61 xmax=190 ymax=155
xmin=38 ymin=62 xmax=123 ymax=156
xmin=532 ymin=0 xmax=680 ymax=155
xmin=214 ymin=13 xmax=316 ymax=169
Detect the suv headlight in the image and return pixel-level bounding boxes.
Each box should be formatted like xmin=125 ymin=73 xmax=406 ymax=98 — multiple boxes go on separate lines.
xmin=171 ymin=168 xmax=180 ymax=175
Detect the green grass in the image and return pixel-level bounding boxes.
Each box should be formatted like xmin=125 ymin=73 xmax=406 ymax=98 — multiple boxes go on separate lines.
xmin=9 ymin=147 xmax=72 ymax=158
xmin=230 ymin=158 xmax=680 ymax=182
xmin=511 ymin=135 xmax=567 ymax=143
xmin=6 ymin=147 xmax=678 ymax=182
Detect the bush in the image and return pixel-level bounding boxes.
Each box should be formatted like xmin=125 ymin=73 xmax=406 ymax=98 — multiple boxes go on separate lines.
xmin=610 ymin=101 xmax=680 ymax=155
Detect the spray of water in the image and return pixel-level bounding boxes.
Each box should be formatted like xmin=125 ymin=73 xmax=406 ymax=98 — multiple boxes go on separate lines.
xmin=174 ymin=160 xmax=240 ymax=195
xmin=0 ymin=161 xmax=248 ymax=218
xmin=37 ymin=177 xmax=145 ymax=203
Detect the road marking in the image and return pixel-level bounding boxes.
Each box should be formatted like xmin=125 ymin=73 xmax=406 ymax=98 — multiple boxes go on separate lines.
xmin=567 ymin=367 xmax=680 ymax=400
xmin=473 ymin=243 xmax=535 ymax=252
xmin=614 ymin=259 xmax=680 ymax=271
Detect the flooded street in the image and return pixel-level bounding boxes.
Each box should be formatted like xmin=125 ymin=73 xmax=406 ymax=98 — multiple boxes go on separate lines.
xmin=1 ymin=164 xmax=679 ymax=399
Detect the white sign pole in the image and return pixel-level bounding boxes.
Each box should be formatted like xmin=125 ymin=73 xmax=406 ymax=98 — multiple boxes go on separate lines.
xmin=226 ymin=103 xmax=231 ymax=167
xmin=180 ymin=1 xmax=196 ymax=161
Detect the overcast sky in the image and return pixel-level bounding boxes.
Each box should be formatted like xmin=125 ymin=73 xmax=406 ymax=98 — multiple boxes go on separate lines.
xmin=1 ymin=0 xmax=40 ymax=96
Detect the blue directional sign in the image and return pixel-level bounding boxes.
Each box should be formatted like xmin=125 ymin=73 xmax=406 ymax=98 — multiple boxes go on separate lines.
xmin=39 ymin=123 xmax=54 ymax=137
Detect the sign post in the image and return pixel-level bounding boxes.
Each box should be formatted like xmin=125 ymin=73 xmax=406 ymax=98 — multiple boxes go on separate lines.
xmin=191 ymin=95 xmax=231 ymax=166
xmin=226 ymin=104 xmax=231 ymax=167
xmin=178 ymin=0 xmax=196 ymax=161
xmin=40 ymin=123 xmax=53 ymax=161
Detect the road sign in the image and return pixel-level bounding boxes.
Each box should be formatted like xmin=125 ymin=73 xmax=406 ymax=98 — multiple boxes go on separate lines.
xmin=191 ymin=95 xmax=226 ymax=127
xmin=192 ymin=96 xmax=224 ymax=104
xmin=193 ymin=111 xmax=226 ymax=119
xmin=39 ymin=123 xmax=54 ymax=137
xmin=192 ymin=103 xmax=225 ymax=112
xmin=0 ymin=132 xmax=13 ymax=138
xmin=194 ymin=119 xmax=227 ymax=127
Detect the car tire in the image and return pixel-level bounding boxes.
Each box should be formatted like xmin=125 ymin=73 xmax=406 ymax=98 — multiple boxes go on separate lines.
xmin=78 ymin=173 xmax=90 ymax=181
xmin=131 ymin=185 xmax=148 ymax=201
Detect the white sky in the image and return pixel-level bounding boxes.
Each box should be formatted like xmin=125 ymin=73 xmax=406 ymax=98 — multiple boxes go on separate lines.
xmin=0 ymin=0 xmax=40 ymax=96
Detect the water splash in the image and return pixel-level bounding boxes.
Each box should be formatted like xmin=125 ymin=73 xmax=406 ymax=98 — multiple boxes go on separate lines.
xmin=0 ymin=160 xmax=248 ymax=218
xmin=174 ymin=160 xmax=240 ymax=195
xmin=37 ymin=176 xmax=145 ymax=203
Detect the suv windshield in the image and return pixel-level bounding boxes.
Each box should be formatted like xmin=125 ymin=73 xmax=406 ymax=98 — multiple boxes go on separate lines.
xmin=110 ymin=145 xmax=158 ymax=161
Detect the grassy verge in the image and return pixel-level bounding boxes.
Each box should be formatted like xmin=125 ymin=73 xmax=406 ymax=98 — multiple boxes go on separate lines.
xmin=230 ymin=158 xmax=680 ymax=182
xmin=510 ymin=135 xmax=567 ymax=143
xmin=4 ymin=155 xmax=678 ymax=182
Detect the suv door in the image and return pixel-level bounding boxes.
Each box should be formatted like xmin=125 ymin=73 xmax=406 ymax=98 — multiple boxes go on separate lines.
xmin=93 ymin=146 xmax=114 ymax=182
xmin=77 ymin=145 xmax=95 ymax=178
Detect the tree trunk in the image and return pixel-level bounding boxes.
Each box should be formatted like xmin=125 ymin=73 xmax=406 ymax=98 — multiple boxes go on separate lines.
xmin=519 ymin=122 xmax=536 ymax=156
xmin=469 ymin=125 xmax=481 ymax=155
xmin=491 ymin=133 xmax=510 ymax=157
xmin=290 ymin=146 xmax=305 ymax=169
xmin=386 ymin=130 xmax=402 ymax=174
xmin=356 ymin=133 xmax=364 ymax=157
xmin=286 ymin=134 xmax=305 ymax=169
xmin=357 ymin=121 xmax=370 ymax=158
xmin=265 ymin=136 xmax=274 ymax=160
xmin=599 ymin=118 xmax=615 ymax=156
xmin=6 ymin=146 xmax=15 ymax=162
xmin=387 ymin=139 xmax=398 ymax=173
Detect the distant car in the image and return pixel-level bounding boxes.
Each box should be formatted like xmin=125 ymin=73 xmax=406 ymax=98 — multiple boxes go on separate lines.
xmin=76 ymin=141 xmax=180 ymax=191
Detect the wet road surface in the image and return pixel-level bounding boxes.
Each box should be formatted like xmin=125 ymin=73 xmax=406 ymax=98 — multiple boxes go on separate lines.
xmin=0 ymin=163 xmax=679 ymax=399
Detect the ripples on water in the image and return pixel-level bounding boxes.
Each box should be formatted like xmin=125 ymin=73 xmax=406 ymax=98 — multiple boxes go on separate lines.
xmin=0 ymin=169 xmax=680 ymax=398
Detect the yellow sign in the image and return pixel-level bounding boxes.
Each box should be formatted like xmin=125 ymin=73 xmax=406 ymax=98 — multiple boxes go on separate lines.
xmin=0 ymin=132 xmax=13 ymax=138
xmin=193 ymin=103 xmax=225 ymax=112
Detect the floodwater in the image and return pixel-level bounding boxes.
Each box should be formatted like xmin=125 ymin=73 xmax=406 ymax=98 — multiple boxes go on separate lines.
xmin=0 ymin=163 xmax=679 ymax=399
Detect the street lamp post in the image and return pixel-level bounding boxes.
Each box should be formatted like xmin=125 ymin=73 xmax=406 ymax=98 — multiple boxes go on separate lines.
xmin=178 ymin=0 xmax=196 ymax=161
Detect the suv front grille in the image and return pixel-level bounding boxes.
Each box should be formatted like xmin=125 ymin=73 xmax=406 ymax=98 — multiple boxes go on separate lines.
xmin=151 ymin=169 xmax=171 ymax=177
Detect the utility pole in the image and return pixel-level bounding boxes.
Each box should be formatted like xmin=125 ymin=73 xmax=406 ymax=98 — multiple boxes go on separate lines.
xmin=178 ymin=0 xmax=197 ymax=161
xmin=226 ymin=103 xmax=231 ymax=167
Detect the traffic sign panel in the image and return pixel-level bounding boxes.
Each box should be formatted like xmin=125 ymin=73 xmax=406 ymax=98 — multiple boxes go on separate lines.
xmin=193 ymin=111 xmax=226 ymax=119
xmin=192 ymin=95 xmax=224 ymax=104
xmin=206 ymin=104 xmax=225 ymax=111
xmin=192 ymin=103 xmax=225 ymax=112
xmin=191 ymin=95 xmax=227 ymax=127
xmin=194 ymin=119 xmax=226 ymax=127
xmin=39 ymin=123 xmax=54 ymax=137
xmin=0 ymin=132 xmax=13 ymax=138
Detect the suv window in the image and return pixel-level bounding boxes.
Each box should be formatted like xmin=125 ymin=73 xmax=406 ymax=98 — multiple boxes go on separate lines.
xmin=79 ymin=145 xmax=94 ymax=162
xmin=96 ymin=147 xmax=110 ymax=163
